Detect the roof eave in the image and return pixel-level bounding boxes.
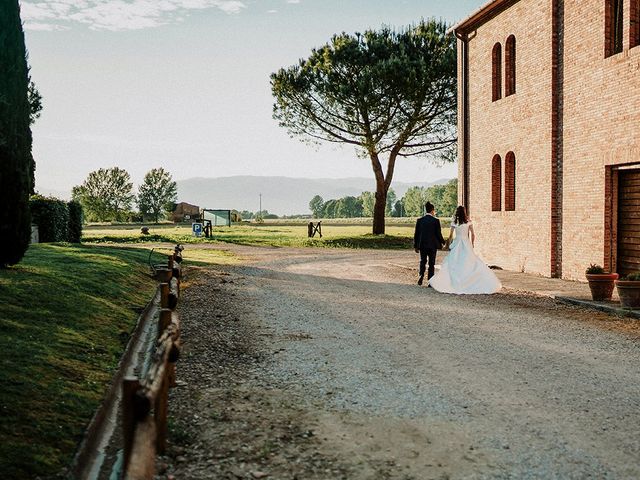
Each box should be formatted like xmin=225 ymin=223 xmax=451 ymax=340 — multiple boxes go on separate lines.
xmin=447 ymin=0 xmax=520 ymax=35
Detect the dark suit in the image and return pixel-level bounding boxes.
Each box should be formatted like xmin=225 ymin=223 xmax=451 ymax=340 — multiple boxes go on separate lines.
xmin=414 ymin=214 xmax=445 ymax=280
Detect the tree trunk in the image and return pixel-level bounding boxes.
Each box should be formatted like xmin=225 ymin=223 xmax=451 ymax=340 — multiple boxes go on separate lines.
xmin=372 ymin=181 xmax=387 ymax=235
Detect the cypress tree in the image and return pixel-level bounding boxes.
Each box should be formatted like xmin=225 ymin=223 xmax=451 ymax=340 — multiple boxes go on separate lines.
xmin=0 ymin=1 xmax=33 ymax=266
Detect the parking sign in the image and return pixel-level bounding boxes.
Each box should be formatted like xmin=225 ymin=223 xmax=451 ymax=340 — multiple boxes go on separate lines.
xmin=192 ymin=222 xmax=203 ymax=237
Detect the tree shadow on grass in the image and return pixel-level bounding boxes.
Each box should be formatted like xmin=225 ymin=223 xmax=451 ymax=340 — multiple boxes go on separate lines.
xmin=313 ymin=235 xmax=412 ymax=250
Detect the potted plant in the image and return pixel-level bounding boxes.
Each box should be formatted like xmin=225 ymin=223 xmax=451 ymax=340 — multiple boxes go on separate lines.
xmin=585 ymin=264 xmax=619 ymax=301
xmin=615 ymin=272 xmax=640 ymax=309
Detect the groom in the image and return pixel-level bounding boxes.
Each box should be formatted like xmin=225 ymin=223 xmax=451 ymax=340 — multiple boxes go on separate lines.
xmin=414 ymin=201 xmax=445 ymax=286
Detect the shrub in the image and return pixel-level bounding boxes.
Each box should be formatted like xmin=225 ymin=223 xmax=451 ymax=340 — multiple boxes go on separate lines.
xmin=623 ymin=272 xmax=640 ymax=281
xmin=585 ymin=263 xmax=605 ymax=275
xmin=0 ymin=1 xmax=33 ymax=266
xmin=30 ymin=195 xmax=70 ymax=242
xmin=67 ymin=201 xmax=83 ymax=243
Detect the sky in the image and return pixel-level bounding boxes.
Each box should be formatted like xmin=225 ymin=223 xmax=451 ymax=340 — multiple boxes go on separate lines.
xmin=21 ymin=0 xmax=487 ymax=198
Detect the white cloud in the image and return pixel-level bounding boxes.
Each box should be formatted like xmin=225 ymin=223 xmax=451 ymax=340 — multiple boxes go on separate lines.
xmin=19 ymin=0 xmax=247 ymax=31
xmin=286 ymin=0 xmax=300 ymax=3
xmin=214 ymin=1 xmax=245 ymax=14
xmin=23 ymin=22 xmax=70 ymax=31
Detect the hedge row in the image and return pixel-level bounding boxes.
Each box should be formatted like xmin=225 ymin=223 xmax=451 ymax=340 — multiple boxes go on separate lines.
xmin=30 ymin=196 xmax=83 ymax=243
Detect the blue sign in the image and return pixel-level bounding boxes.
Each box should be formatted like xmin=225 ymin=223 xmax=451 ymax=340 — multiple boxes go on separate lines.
xmin=192 ymin=222 xmax=203 ymax=237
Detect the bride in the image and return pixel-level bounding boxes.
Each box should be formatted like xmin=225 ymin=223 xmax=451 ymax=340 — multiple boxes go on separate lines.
xmin=429 ymin=206 xmax=501 ymax=294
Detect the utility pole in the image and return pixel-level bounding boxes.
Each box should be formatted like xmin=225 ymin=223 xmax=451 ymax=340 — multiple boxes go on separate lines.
xmin=259 ymin=193 xmax=262 ymax=216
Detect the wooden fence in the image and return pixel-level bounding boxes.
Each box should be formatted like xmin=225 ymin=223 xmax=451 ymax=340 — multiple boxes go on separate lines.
xmin=122 ymin=253 xmax=182 ymax=479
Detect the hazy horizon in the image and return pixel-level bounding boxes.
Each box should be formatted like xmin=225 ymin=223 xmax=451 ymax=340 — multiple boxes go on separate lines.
xmin=37 ymin=173 xmax=455 ymax=202
xmin=173 ymin=175 xmax=455 ymax=215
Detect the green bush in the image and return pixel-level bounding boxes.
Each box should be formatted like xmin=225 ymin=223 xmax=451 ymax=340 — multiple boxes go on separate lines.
xmin=30 ymin=195 xmax=70 ymax=242
xmin=67 ymin=200 xmax=83 ymax=243
xmin=585 ymin=263 xmax=605 ymax=274
xmin=624 ymin=272 xmax=640 ymax=281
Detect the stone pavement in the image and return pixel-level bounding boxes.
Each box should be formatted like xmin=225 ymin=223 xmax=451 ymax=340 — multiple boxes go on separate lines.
xmin=493 ymin=269 xmax=640 ymax=320
xmin=494 ymin=268 xmax=595 ymax=298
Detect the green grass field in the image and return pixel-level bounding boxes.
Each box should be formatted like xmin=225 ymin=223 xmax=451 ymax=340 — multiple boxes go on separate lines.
xmin=0 ymin=243 xmax=231 ymax=478
xmin=82 ymin=223 xmax=451 ymax=250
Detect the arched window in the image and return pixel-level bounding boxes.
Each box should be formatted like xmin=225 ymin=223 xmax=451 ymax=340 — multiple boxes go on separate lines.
xmin=491 ymin=154 xmax=502 ymax=211
xmin=492 ymin=43 xmax=502 ymax=101
xmin=606 ymin=0 xmax=624 ymax=56
xmin=631 ymin=0 xmax=640 ymax=49
xmin=505 ymin=152 xmax=516 ymax=211
xmin=505 ymin=35 xmax=516 ymax=96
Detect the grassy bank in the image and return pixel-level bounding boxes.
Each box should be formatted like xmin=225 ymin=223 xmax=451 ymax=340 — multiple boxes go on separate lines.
xmin=0 ymin=244 xmax=171 ymax=478
xmin=83 ymin=224 xmax=448 ymax=250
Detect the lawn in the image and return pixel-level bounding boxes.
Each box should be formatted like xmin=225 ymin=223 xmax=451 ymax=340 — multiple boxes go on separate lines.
xmin=82 ymin=223 xmax=451 ymax=250
xmin=0 ymin=243 xmax=231 ymax=478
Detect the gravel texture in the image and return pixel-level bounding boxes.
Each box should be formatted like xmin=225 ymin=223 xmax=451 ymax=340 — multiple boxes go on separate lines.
xmin=162 ymin=246 xmax=640 ymax=480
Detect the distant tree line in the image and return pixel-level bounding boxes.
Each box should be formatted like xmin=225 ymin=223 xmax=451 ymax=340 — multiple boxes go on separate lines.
xmin=72 ymin=167 xmax=177 ymax=223
xmin=308 ymin=180 xmax=457 ymax=219
xmin=308 ymin=190 xmax=396 ymax=219
xmin=400 ymin=180 xmax=458 ymax=218
xmin=238 ymin=210 xmax=279 ymax=221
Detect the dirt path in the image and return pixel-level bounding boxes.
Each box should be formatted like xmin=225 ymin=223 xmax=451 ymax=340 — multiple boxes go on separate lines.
xmin=162 ymin=246 xmax=640 ymax=479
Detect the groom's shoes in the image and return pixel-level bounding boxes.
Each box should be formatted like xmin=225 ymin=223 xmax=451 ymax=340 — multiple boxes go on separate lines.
xmin=417 ymin=275 xmax=424 ymax=286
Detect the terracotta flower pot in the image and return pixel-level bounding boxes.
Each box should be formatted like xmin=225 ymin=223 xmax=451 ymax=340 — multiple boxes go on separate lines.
xmin=586 ymin=273 xmax=619 ymax=301
xmin=615 ymin=280 xmax=640 ymax=309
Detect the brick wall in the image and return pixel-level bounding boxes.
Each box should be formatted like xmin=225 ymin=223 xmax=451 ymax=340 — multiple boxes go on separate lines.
xmin=561 ymin=0 xmax=640 ymax=279
xmin=457 ymin=0 xmax=640 ymax=280
xmin=463 ymin=0 xmax=554 ymax=275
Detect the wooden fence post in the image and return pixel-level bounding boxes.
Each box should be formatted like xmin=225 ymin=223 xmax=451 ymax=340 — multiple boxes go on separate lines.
xmin=168 ymin=342 xmax=178 ymax=388
xmin=158 ymin=309 xmax=172 ymax=340
xmin=172 ymin=264 xmax=181 ymax=283
xmin=168 ymin=278 xmax=179 ymax=310
xmin=160 ymin=283 xmax=169 ymax=309
xmin=122 ymin=377 xmax=140 ymax=471
xmin=124 ymin=418 xmax=156 ymax=480
xmin=154 ymin=375 xmax=170 ymax=454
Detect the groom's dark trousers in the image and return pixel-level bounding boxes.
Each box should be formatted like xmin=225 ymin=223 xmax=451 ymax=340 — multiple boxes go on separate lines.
xmin=419 ymin=248 xmax=437 ymax=279
xmin=414 ymin=214 xmax=445 ymax=280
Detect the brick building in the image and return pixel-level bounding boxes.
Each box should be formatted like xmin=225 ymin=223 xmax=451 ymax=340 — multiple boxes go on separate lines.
xmin=450 ymin=0 xmax=640 ymax=280
xmin=171 ymin=202 xmax=200 ymax=223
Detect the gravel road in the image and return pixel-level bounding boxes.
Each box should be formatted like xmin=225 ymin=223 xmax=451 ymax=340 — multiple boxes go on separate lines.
xmin=163 ymin=245 xmax=640 ymax=480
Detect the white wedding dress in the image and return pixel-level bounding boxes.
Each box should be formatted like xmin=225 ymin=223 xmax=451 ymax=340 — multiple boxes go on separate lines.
xmin=429 ymin=222 xmax=502 ymax=294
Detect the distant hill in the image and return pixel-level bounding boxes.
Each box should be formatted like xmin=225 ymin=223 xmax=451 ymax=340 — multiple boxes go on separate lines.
xmin=176 ymin=176 xmax=452 ymax=215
